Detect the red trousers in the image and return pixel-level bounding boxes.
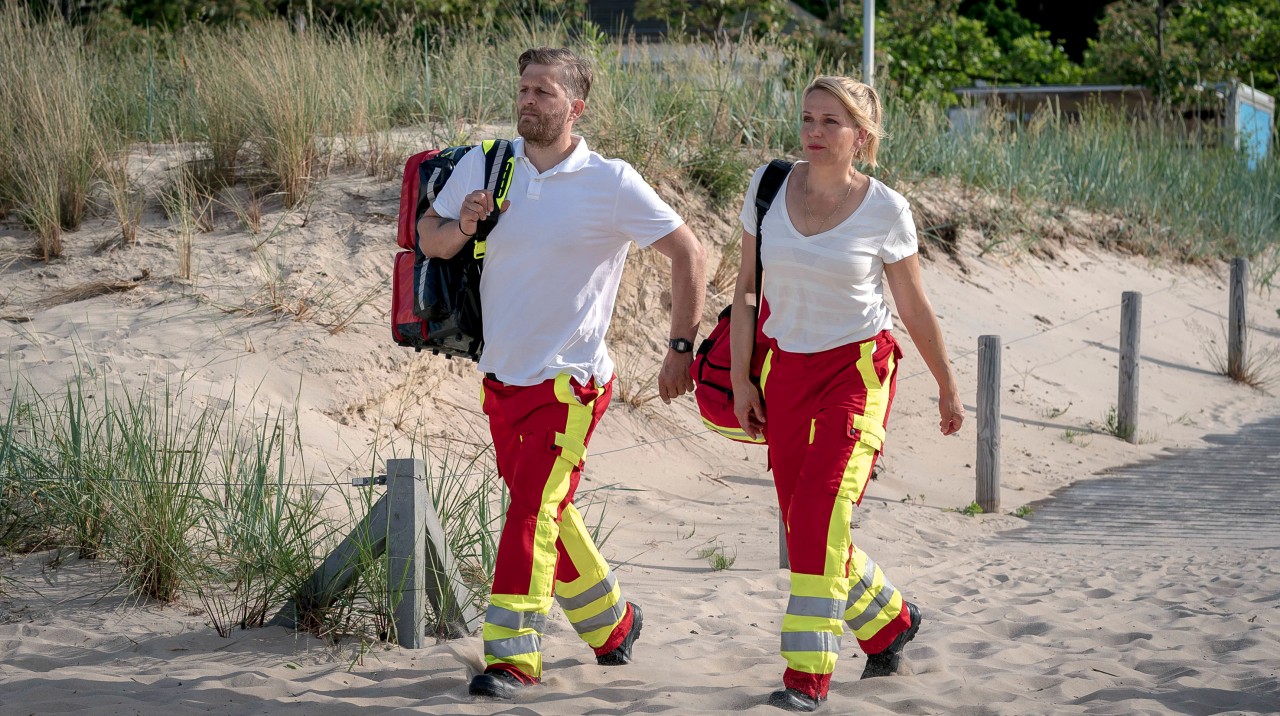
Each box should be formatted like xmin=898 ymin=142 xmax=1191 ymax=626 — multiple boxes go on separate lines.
xmin=761 ymin=330 xmax=914 ymax=698
xmin=478 ymin=373 xmax=632 ymax=681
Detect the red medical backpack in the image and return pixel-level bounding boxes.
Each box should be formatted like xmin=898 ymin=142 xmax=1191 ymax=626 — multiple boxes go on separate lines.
xmin=690 ymin=159 xmax=792 ymax=444
xmin=391 ymin=140 xmax=514 ymax=360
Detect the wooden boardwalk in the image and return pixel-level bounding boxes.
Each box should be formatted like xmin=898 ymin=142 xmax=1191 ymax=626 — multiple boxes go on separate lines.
xmin=1002 ymin=413 xmax=1280 ymax=550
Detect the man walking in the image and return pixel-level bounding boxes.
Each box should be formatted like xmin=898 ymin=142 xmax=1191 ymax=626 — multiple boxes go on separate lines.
xmin=419 ymin=47 xmax=706 ymax=699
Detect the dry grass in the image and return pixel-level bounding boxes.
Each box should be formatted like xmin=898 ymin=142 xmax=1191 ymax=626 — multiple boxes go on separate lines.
xmin=611 ymin=344 xmax=663 ymax=409
xmin=32 ymin=272 xmax=149 ymax=310
xmin=1190 ymin=317 xmax=1280 ymax=392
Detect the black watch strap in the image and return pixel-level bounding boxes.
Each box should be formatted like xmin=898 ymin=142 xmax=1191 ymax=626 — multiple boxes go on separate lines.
xmin=668 ymin=337 xmax=693 ymax=354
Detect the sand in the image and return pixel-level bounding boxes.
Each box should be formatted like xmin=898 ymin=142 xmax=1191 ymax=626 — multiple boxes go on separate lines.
xmin=2 ymin=139 xmax=1278 ymax=715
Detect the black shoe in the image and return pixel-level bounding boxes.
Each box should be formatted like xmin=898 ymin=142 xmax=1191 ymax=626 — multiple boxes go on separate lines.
xmin=468 ymin=668 xmax=526 ymax=699
xmin=596 ymin=602 xmax=643 ymax=666
xmin=861 ymin=602 xmax=922 ymax=679
xmin=767 ymin=688 xmax=823 ymax=712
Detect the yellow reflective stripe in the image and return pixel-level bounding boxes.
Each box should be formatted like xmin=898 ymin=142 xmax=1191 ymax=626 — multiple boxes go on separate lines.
xmin=553 ymin=373 xmax=581 ymax=406
xmin=780 ymin=631 xmax=840 ymax=675
xmin=554 ymin=431 xmax=585 ymax=465
xmin=850 ymin=588 xmax=904 ymax=642
xmin=851 ymin=413 xmax=885 ymax=449
xmin=558 ymin=572 xmax=618 ymax=611
xmin=567 ymin=600 xmax=626 ymax=638
xmin=485 ymin=633 xmax=540 ymax=659
xmin=791 ymin=572 xmax=849 ymax=600
xmin=559 ymin=578 xmax=622 ymax=621
xmin=528 ymin=375 xmax=596 ymax=598
xmin=783 ymin=613 xmax=844 ymax=634
xmin=701 ymin=417 xmax=766 ymax=443
xmin=759 ymin=347 xmax=774 ymax=394
xmin=808 ymin=418 xmax=816 ymax=445
xmin=553 ymin=505 xmax=612 ymax=605
xmin=842 ymin=557 xmax=896 ymax=641
xmin=855 ymin=338 xmax=895 ymax=430
xmin=823 ymin=480 xmax=856 ymax=576
xmin=782 ymin=572 xmax=846 ymax=676
xmin=489 ymin=592 xmax=554 ymax=614
xmin=482 ymin=596 xmax=547 ymax=676
xmin=554 ymin=506 xmax=624 ymax=648
xmin=494 ymin=155 xmax=515 ymax=209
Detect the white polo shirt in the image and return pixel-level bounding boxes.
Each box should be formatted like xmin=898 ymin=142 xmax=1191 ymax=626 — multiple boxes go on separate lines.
xmin=739 ymin=164 xmax=918 ymax=353
xmin=433 ymin=136 xmax=684 ymax=386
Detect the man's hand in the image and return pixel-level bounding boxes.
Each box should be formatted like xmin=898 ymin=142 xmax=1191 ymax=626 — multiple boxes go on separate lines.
xmin=657 ymin=349 xmax=695 ymax=403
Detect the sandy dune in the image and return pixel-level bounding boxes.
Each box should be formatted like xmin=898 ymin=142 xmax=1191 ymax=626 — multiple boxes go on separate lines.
xmin=2 ymin=146 xmax=1278 ymax=715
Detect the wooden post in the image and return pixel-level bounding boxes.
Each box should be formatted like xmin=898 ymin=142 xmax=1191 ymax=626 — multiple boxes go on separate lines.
xmin=273 ymin=459 xmax=478 ymax=643
xmin=976 ymin=335 xmax=1001 ymax=514
xmin=1118 ymin=292 xmax=1142 ymax=443
xmin=424 ymin=480 xmax=482 ymax=638
xmin=270 ymin=494 xmax=389 ymax=630
xmin=386 ymin=459 xmax=427 ymax=649
xmin=778 ymin=514 xmax=789 ymax=570
xmin=1228 ymin=258 xmax=1248 ymax=379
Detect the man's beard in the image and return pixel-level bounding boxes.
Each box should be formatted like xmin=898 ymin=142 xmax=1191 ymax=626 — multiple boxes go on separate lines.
xmin=518 ymin=104 xmax=570 ymax=146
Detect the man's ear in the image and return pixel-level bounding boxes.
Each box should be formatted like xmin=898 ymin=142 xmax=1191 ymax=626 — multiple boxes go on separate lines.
xmin=569 ymin=98 xmax=586 ymax=123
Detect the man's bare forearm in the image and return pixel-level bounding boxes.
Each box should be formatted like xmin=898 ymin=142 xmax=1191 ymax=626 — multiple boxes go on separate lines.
xmin=417 ymin=212 xmax=472 ymax=259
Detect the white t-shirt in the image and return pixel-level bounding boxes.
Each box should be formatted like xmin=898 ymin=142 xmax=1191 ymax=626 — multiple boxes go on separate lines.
xmin=433 ymin=136 xmax=684 ymax=386
xmin=739 ymin=164 xmax=918 ymax=353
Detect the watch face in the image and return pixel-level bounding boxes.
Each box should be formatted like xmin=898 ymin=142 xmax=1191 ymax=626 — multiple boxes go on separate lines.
xmin=670 ymin=338 xmax=693 ymax=353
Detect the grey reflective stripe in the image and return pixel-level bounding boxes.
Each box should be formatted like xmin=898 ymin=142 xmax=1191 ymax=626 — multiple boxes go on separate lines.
xmin=485 ymin=605 xmax=547 ymax=634
xmin=426 ymin=167 xmax=442 ymax=204
xmin=786 ymin=595 xmax=844 ymax=620
xmin=484 ymin=633 xmax=540 ymax=659
xmin=568 ymin=601 xmax=625 ymax=635
xmin=416 ymin=258 xmax=430 ymax=313
xmin=846 ymin=582 xmax=895 ymax=631
xmin=780 ymin=631 xmax=840 ymax=654
xmin=484 ymin=141 xmax=507 ymax=192
xmin=556 ymin=572 xmax=617 ymax=612
xmin=844 ymin=558 xmax=879 ymax=611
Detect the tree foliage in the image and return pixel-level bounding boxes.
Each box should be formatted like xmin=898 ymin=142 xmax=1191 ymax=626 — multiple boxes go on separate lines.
xmin=822 ymin=0 xmax=1081 ymax=104
xmin=1085 ymin=0 xmax=1279 ymax=99
xmin=633 ymin=0 xmax=791 ymax=37
xmin=32 ymin=0 xmax=1280 ymax=104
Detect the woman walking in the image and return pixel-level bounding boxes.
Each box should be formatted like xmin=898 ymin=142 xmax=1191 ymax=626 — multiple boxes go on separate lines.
xmin=730 ymin=76 xmax=965 ymax=712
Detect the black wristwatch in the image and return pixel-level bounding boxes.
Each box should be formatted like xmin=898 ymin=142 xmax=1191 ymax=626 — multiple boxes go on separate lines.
xmin=668 ymin=337 xmax=693 ymax=354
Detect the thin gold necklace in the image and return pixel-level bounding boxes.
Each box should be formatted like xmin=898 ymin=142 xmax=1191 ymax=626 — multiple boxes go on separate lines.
xmin=804 ymin=170 xmax=856 ymax=234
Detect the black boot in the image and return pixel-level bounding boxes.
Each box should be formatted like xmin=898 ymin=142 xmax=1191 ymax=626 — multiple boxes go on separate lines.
xmin=767 ymin=688 xmax=824 ymax=712
xmin=861 ymin=602 xmax=922 ymax=679
xmin=596 ymin=602 xmax=643 ymax=666
xmin=468 ymin=668 xmax=528 ymax=699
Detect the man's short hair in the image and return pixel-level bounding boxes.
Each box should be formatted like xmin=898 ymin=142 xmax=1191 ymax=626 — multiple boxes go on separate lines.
xmin=518 ymin=47 xmax=592 ymax=102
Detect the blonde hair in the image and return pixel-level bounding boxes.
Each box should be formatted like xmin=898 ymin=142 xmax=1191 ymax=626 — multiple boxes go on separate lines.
xmin=518 ymin=47 xmax=593 ymax=102
xmin=803 ymin=76 xmax=887 ymax=167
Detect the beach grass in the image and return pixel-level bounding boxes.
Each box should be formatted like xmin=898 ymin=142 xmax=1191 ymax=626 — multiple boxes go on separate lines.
xmin=0 ymin=364 xmax=533 ymax=643
xmin=0 ymin=6 xmax=1273 ymax=278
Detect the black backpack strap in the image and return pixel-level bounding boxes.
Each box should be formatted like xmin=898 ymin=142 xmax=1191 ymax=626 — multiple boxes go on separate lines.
xmin=472 ymin=139 xmax=515 ymax=261
xmin=752 ymin=159 xmax=793 ymax=318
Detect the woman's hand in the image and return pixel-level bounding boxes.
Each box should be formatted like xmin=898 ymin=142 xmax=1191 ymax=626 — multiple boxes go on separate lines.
xmin=939 ymin=387 xmax=965 ymax=436
xmin=733 ymin=377 xmax=766 ymax=441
